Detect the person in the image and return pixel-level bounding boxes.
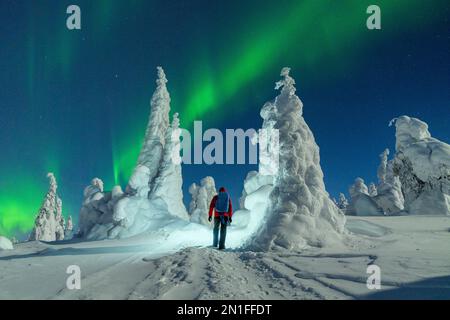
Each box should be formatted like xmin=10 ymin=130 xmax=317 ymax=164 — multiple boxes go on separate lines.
xmin=208 ymin=187 xmax=233 ymax=250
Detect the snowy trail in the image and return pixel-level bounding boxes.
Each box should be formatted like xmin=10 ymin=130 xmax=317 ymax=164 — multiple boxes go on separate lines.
xmin=1 ymin=216 xmax=450 ymax=300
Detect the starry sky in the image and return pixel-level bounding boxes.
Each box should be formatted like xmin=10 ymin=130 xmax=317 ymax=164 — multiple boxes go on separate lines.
xmin=0 ymin=0 xmax=449 ymax=238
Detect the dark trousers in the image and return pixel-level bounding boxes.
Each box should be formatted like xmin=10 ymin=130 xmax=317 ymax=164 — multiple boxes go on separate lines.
xmin=213 ymin=217 xmax=228 ymax=249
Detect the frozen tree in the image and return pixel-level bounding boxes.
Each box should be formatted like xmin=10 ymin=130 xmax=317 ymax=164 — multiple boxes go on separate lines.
xmin=189 ymin=176 xmax=217 ymax=226
xmin=150 ymin=113 xmax=189 ymax=220
xmin=349 ymin=178 xmax=369 ymax=199
xmin=369 ymin=183 xmax=378 ymax=197
xmin=251 ymin=68 xmax=346 ymax=250
xmin=391 ymin=116 xmax=450 ymax=215
xmin=127 ymin=66 xmax=171 ymax=196
xmin=79 ymin=69 xmax=190 ymax=239
xmin=65 ymin=215 xmax=74 ymax=239
xmin=377 ymin=149 xmax=389 ymax=184
xmin=338 ymin=193 xmax=349 ymax=210
xmin=373 ymin=148 xmax=404 ymax=214
xmin=78 ymin=178 xmax=116 ymax=238
xmin=29 ymin=173 xmax=66 ymax=242
xmin=347 ymin=178 xmax=382 ymax=216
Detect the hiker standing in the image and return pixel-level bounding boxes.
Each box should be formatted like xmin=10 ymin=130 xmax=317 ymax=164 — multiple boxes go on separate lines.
xmin=208 ymin=187 xmax=233 ymax=250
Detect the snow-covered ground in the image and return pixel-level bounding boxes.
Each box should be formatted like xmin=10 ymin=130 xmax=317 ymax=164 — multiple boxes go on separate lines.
xmin=1 ymin=215 xmax=449 ymax=300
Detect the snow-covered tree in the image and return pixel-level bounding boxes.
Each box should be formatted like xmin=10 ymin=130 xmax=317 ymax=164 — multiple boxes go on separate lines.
xmin=65 ymin=215 xmax=74 ymax=239
xmin=29 ymin=173 xmax=67 ymax=242
xmin=369 ymin=183 xmax=378 ymax=197
xmin=349 ymin=178 xmax=369 ymax=200
xmin=391 ymin=116 xmax=449 ymax=215
xmin=372 ymin=148 xmax=405 ymax=214
xmin=78 ymin=178 xmax=115 ymax=238
xmin=78 ymin=68 xmax=190 ymax=240
xmin=127 ymin=66 xmax=171 ymax=196
xmin=338 ymin=193 xmax=349 ymax=210
xmin=189 ymin=176 xmax=217 ymax=226
xmin=251 ymin=68 xmax=346 ymax=250
xmin=347 ymin=177 xmax=383 ymax=216
xmin=377 ymin=149 xmax=389 ymax=184
xmin=150 ymin=113 xmax=189 ymax=220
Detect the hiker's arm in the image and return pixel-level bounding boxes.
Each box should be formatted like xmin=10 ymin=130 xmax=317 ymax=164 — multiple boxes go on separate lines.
xmin=208 ymin=196 xmax=217 ymax=217
xmin=228 ymin=199 xmax=233 ymax=217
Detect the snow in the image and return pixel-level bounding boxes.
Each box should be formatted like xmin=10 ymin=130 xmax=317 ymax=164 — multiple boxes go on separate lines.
xmin=349 ymin=194 xmax=384 ymax=216
xmin=29 ymin=173 xmax=67 ymax=241
xmin=250 ymin=68 xmax=346 ymax=251
xmin=3 ymin=71 xmax=449 ymax=300
xmin=346 ymin=113 xmax=449 ymax=216
xmin=349 ymin=178 xmax=369 ymax=199
xmin=0 ymin=236 xmax=13 ymax=251
xmin=149 ymin=113 xmax=189 ymax=220
xmin=78 ymin=68 xmax=190 ymax=240
xmin=1 ymin=215 xmax=449 ymax=299
xmin=338 ymin=193 xmax=349 ymax=211
xmin=391 ymin=116 xmax=450 ymax=215
xmin=189 ymin=176 xmax=216 ymax=227
xmin=127 ymin=66 xmax=170 ymax=194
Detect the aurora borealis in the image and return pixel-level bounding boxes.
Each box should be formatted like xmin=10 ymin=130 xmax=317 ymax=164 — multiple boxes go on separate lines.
xmin=0 ymin=0 xmax=449 ymax=238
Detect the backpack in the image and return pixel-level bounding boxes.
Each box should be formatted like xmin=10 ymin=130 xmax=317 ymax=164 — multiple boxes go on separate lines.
xmin=215 ymin=191 xmax=230 ymax=213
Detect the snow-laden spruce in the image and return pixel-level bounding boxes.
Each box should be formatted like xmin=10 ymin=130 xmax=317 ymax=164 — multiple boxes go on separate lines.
xmin=250 ymin=68 xmax=346 ymax=250
xmin=346 ymin=115 xmax=449 ymax=216
xmin=347 ymin=177 xmax=383 ymax=216
xmin=0 ymin=236 xmax=13 ymax=250
xmin=338 ymin=193 xmax=349 ymax=211
xmin=373 ymin=148 xmax=404 ymax=214
xmin=189 ymin=176 xmax=217 ymax=227
xmin=78 ymin=67 xmax=189 ymax=239
xmin=149 ymin=113 xmax=188 ymax=220
xmin=65 ymin=215 xmax=74 ymax=239
xmin=127 ymin=66 xmax=171 ymax=196
xmin=391 ymin=116 xmax=450 ymax=215
xmin=78 ymin=178 xmax=121 ymax=239
xmin=29 ymin=173 xmax=67 ymax=242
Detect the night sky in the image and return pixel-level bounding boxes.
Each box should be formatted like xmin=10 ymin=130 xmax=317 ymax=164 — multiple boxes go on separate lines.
xmin=0 ymin=0 xmax=449 ymax=238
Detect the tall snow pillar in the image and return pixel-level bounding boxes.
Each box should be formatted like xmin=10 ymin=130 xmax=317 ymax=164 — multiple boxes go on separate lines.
xmin=127 ymin=66 xmax=171 ymax=196
xmin=251 ymin=68 xmax=346 ymax=250
xmin=150 ymin=113 xmax=189 ymax=220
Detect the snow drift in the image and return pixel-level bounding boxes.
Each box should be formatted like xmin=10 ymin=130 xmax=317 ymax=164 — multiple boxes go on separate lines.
xmin=0 ymin=236 xmax=13 ymax=250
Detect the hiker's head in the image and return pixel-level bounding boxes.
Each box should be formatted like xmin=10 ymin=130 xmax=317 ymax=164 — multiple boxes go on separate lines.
xmin=219 ymin=187 xmax=226 ymax=192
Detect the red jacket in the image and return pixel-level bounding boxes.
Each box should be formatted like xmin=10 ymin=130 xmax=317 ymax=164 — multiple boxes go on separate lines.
xmin=208 ymin=187 xmax=233 ymax=218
